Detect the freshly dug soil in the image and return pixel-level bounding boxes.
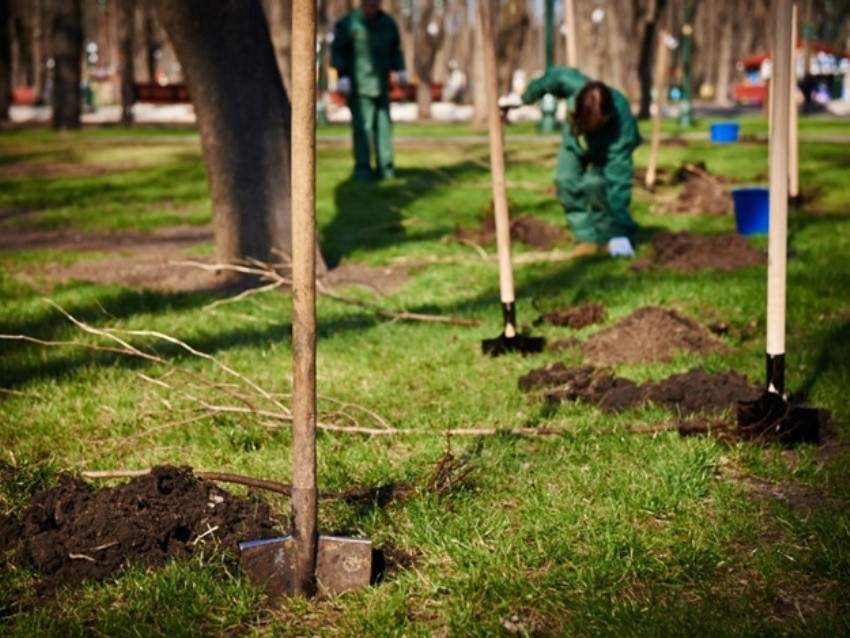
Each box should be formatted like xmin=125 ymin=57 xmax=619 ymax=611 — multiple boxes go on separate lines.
xmin=535 ymin=301 xmax=606 ymax=329
xmin=652 ymin=162 xmax=735 ymax=215
xmin=519 ymin=364 xmax=762 ymax=415
xmin=454 ymin=214 xmax=567 ymax=250
xmin=582 ymin=306 xmax=725 ymax=365
xmin=0 ymin=465 xmax=281 ymax=602
xmin=632 ymin=230 xmax=765 ymax=272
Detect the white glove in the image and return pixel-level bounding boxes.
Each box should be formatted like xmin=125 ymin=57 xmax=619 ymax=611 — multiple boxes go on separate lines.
xmin=498 ymin=93 xmax=523 ymax=109
xmin=607 ymin=236 xmax=635 ymax=257
xmin=396 ymin=70 xmax=408 ymax=88
xmin=337 ymin=76 xmax=351 ymax=95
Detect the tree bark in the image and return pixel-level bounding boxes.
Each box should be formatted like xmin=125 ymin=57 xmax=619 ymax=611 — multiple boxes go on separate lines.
xmin=1 ymin=0 xmax=11 ymax=121
xmin=413 ymin=0 xmax=445 ymax=120
xmin=262 ymin=0 xmax=292 ymax=96
xmin=151 ymin=0 xmax=326 ymax=273
xmin=117 ymin=0 xmax=135 ymax=125
xmin=51 ymin=0 xmax=83 ymax=130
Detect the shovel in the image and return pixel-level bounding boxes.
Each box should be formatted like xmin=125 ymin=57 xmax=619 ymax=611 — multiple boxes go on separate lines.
xmin=735 ymin=0 xmax=820 ymax=443
xmin=239 ymin=2 xmax=371 ymax=597
xmin=478 ymin=0 xmax=545 ymax=357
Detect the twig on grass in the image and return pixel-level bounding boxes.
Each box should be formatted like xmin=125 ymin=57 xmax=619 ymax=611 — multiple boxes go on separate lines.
xmin=171 ymin=258 xmax=481 ymax=327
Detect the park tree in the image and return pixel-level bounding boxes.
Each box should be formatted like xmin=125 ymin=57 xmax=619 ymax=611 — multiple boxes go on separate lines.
xmin=151 ymin=0 xmax=326 ymax=273
xmin=117 ymin=0 xmax=134 ymax=125
xmin=411 ymin=0 xmax=445 ymax=120
xmin=1 ymin=0 xmax=10 ymax=121
xmin=51 ymin=0 xmax=83 ymax=130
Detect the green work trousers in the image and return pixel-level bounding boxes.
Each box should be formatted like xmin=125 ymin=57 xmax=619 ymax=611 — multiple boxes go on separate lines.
xmin=349 ymin=93 xmax=394 ymax=180
xmin=554 ymin=145 xmax=638 ymax=244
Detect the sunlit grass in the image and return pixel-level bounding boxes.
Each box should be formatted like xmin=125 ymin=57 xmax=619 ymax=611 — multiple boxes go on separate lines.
xmin=1 ymin=119 xmax=849 ymax=635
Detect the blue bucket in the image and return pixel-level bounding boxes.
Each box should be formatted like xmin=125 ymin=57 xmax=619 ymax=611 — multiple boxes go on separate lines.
xmin=710 ymin=122 xmax=740 ymax=143
xmin=731 ymin=187 xmax=769 ymax=235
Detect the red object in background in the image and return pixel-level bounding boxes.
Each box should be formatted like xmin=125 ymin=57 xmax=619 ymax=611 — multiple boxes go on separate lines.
xmin=330 ymin=78 xmax=443 ymax=105
xmin=133 ymin=83 xmax=191 ymax=103
xmin=11 ymin=86 xmax=36 ymax=105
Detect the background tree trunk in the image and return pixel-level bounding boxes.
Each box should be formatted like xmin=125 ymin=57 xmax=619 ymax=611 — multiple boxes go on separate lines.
xmin=470 ymin=5 xmax=487 ymax=129
xmin=151 ymin=0 xmax=326 ymax=273
xmin=1 ymin=0 xmax=11 ymax=121
xmin=51 ymin=0 xmax=83 ymax=130
xmin=413 ymin=0 xmax=445 ymax=120
xmin=118 ymin=0 xmax=134 ymax=125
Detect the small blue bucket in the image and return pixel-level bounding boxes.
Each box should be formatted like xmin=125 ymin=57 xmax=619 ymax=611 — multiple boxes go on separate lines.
xmin=710 ymin=122 xmax=740 ymax=143
xmin=731 ymin=187 xmax=769 ymax=235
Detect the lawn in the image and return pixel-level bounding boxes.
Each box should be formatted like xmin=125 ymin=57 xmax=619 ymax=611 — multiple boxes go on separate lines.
xmin=1 ymin=113 xmax=849 ymax=636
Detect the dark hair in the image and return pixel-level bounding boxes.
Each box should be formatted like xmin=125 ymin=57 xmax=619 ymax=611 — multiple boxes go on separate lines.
xmin=573 ymin=81 xmax=613 ymax=134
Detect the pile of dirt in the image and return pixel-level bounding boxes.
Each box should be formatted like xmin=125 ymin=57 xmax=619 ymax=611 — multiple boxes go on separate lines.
xmin=454 ymin=214 xmax=567 ymax=250
xmin=519 ymin=364 xmax=762 ymax=415
xmin=632 ymin=230 xmax=765 ymax=272
xmin=582 ymin=306 xmax=726 ymax=365
xmin=534 ymin=301 xmax=606 ymax=329
xmin=652 ymin=162 xmax=734 ymax=215
xmin=0 ymin=465 xmax=281 ymax=602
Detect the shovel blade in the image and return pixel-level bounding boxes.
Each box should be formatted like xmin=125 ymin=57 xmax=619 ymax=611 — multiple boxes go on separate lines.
xmin=240 ymin=534 xmax=372 ymax=598
xmin=481 ymin=333 xmax=546 ymax=357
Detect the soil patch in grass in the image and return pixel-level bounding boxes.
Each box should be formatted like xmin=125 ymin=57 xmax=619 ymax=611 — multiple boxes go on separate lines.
xmin=632 ymin=230 xmax=765 ymax=272
xmin=454 ymin=214 xmax=567 ymax=250
xmin=2 ymin=224 xmax=409 ymax=295
xmin=649 ymin=162 xmax=735 ymax=215
xmin=0 ymin=465 xmax=281 ymax=605
xmin=581 ymin=305 xmax=726 ymax=365
xmin=535 ymin=300 xmax=606 ymax=329
xmin=519 ymin=363 xmax=761 ymax=415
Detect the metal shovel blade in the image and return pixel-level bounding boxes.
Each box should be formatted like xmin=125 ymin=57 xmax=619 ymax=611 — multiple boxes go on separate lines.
xmin=240 ymin=534 xmax=372 ymax=598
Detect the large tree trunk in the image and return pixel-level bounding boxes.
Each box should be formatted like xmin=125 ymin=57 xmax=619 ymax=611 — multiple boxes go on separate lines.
xmin=118 ymin=0 xmax=135 ymax=125
xmin=151 ymin=0 xmax=326 ymax=273
xmin=51 ymin=0 xmax=83 ymax=130
xmin=262 ymin=0 xmax=292 ymax=96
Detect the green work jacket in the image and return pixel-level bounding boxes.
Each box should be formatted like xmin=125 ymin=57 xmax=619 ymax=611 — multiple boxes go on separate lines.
xmin=331 ymin=8 xmax=405 ymax=98
xmin=522 ymin=67 xmax=642 ymax=221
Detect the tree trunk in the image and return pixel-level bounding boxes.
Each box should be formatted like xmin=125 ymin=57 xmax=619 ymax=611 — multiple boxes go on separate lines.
xmin=151 ymin=0 xmax=326 ymax=274
xmin=714 ymin=1 xmax=733 ymax=105
xmin=635 ymin=0 xmax=667 ymax=119
xmin=413 ymin=0 xmax=445 ymax=120
xmin=262 ymin=0 xmax=292 ymax=96
xmin=1 ymin=0 xmax=11 ymax=121
xmin=118 ymin=0 xmax=135 ymax=125
xmin=51 ymin=0 xmax=83 ymax=130
xmin=470 ymin=5 xmax=487 ymax=130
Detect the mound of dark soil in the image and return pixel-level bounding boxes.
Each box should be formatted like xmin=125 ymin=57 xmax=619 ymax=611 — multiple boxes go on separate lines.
xmin=454 ymin=214 xmax=567 ymax=250
xmin=519 ymin=364 xmax=762 ymax=415
xmin=653 ymin=162 xmax=734 ymax=215
xmin=535 ymin=301 xmax=605 ymax=329
xmin=0 ymin=465 xmax=281 ymax=602
xmin=632 ymin=230 xmax=764 ymax=272
xmin=582 ymin=306 xmax=725 ymax=365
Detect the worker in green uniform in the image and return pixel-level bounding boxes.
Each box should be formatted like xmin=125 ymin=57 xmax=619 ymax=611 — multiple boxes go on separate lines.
xmin=518 ymin=67 xmax=641 ymax=257
xmin=331 ymin=0 xmax=406 ymax=181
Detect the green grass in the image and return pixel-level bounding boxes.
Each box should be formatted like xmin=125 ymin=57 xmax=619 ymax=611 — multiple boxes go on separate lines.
xmin=1 ymin=114 xmax=849 ymax=635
